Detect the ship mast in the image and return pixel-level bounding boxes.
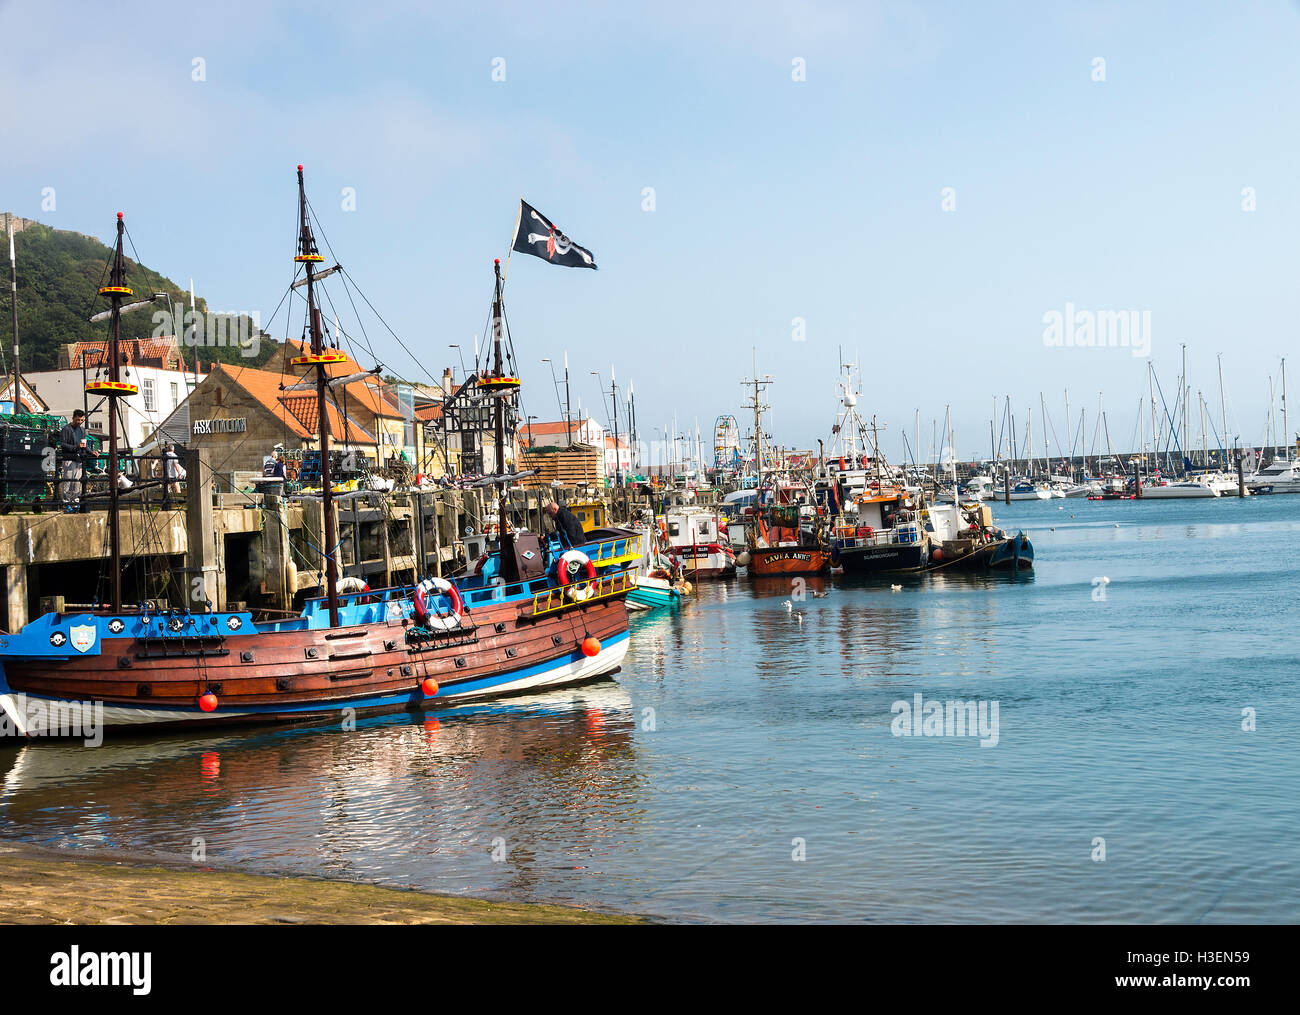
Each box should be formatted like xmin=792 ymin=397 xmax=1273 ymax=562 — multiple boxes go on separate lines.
xmin=86 ymin=214 xmax=173 ymax=612
xmin=489 ymin=259 xmax=520 ymax=584
xmin=293 ymin=165 xmax=341 ymax=627
xmin=104 ymin=215 xmax=128 ymax=610
xmin=7 ymin=214 xmax=19 ymax=405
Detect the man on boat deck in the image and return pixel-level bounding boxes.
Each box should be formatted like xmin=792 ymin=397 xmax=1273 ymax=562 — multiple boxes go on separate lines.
xmin=59 ymin=409 xmax=88 ymax=512
xmin=545 ymin=499 xmax=586 ymax=548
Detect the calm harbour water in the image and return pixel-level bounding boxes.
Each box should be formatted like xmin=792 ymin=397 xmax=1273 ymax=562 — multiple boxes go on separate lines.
xmin=2 ymin=495 xmax=1298 ymax=923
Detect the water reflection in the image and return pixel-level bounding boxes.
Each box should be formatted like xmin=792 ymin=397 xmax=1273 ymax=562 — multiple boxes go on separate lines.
xmin=1 ymin=682 xmax=643 ymax=896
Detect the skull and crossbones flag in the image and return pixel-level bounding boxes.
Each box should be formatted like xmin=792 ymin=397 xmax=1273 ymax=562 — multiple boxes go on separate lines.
xmin=511 ymin=200 xmax=598 ymax=269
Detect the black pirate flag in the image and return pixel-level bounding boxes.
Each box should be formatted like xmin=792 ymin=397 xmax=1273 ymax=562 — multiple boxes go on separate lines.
xmin=511 ymin=200 xmax=597 ymax=269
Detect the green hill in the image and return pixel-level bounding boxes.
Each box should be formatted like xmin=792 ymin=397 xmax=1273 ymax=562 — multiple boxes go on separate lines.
xmin=1 ymin=214 xmax=279 ymax=373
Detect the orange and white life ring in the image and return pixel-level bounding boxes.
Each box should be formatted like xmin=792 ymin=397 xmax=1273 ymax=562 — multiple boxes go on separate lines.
xmin=554 ymin=549 xmax=597 ymax=602
xmin=412 ymin=576 xmax=464 ymax=631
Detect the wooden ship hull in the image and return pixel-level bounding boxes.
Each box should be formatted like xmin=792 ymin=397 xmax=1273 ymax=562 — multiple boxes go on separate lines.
xmin=745 ymin=546 xmax=832 ymax=577
xmin=0 ymin=577 xmax=633 ymax=735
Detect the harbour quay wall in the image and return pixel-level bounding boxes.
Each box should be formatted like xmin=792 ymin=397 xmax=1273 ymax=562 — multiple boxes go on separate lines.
xmin=0 ymin=449 xmax=518 ymax=631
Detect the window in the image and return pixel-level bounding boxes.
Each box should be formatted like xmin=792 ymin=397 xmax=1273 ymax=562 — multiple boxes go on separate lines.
xmin=142 ymin=378 xmax=155 ymax=411
xmin=170 ymin=382 xmax=179 ymax=407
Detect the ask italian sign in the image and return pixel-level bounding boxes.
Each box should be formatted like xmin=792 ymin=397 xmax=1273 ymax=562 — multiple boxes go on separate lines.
xmin=193 ymin=417 xmax=248 ymax=435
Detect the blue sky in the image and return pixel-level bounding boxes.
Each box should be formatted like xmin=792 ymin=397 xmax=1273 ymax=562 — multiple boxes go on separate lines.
xmin=2 ymin=1 xmax=1298 ymax=462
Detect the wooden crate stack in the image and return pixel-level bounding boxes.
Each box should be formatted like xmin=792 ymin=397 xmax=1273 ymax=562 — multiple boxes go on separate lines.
xmin=519 ymin=442 xmax=605 ymax=488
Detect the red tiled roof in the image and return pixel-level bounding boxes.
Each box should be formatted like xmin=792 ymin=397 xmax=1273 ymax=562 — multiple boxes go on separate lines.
xmin=216 ymin=363 xmax=377 ymax=445
xmin=281 ymin=338 xmax=403 ymax=420
xmin=70 ymin=336 xmax=185 ymax=369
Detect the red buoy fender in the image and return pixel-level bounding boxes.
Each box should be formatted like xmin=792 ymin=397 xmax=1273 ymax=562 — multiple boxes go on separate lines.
xmin=413 ymin=577 xmax=464 ymax=631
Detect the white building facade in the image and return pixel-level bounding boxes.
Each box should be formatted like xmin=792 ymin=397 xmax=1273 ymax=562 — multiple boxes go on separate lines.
xmin=24 ymin=364 xmax=204 ymax=449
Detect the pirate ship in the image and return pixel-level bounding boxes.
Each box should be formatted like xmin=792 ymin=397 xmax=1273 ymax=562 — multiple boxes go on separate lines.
xmin=0 ymin=168 xmax=631 ymax=736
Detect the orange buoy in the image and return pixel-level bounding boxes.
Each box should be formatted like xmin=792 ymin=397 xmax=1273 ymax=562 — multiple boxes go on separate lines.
xmin=198 ymin=692 xmax=219 ymax=712
xmin=421 ymin=677 xmax=439 ymax=696
xmin=581 ymin=636 xmax=601 ymax=657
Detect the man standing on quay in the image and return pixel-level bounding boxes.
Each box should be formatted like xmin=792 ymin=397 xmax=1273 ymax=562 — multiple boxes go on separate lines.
xmin=59 ymin=409 xmax=88 ymax=512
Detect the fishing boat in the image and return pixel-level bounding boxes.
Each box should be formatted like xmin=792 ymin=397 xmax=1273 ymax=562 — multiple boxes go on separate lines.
xmin=737 ymin=482 xmax=832 ymax=577
xmin=625 ymin=570 xmax=691 ymax=611
xmin=830 ymin=485 xmax=929 ymax=574
xmin=660 ymin=505 xmax=736 ymax=579
xmin=0 ymin=171 xmax=630 ymax=737
xmin=923 ymin=501 xmax=1034 ymax=572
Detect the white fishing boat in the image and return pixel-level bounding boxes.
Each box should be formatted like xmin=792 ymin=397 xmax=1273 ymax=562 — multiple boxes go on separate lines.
xmin=662 ymin=506 xmax=736 ymax=578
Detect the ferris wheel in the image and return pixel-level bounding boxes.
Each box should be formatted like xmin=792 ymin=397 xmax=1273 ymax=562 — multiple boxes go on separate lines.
xmin=714 ymin=414 xmax=741 ymax=470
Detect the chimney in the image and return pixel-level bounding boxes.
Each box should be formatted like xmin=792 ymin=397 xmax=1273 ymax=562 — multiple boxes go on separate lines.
xmin=443 ymin=367 xmax=454 ymax=394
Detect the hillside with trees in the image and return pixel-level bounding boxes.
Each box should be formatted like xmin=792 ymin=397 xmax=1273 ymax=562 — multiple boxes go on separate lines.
xmin=1 ymin=214 xmax=279 ymax=372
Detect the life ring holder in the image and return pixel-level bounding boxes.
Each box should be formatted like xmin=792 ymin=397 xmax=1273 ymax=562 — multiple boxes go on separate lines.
xmin=412 ymin=576 xmax=464 ymax=632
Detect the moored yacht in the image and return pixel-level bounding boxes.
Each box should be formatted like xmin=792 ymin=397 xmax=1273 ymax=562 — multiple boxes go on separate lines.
xmin=1248 ymin=457 xmax=1300 ymax=494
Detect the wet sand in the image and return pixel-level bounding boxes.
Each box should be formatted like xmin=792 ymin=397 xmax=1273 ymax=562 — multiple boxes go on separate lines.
xmin=0 ymin=842 xmax=641 ymax=925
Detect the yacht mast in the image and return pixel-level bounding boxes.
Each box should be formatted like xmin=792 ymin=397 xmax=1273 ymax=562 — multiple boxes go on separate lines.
xmin=1215 ymin=354 xmax=1227 ymax=469
xmin=1180 ymin=343 xmax=1188 ymax=465
xmin=1063 ymin=389 xmax=1072 ymax=480
xmin=1282 ymin=358 xmax=1289 ymax=460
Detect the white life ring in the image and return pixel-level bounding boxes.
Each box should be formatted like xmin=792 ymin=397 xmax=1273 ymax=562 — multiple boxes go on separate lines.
xmin=335 ymin=576 xmax=371 ymax=600
xmin=412 ymin=576 xmax=464 ymax=631
xmin=554 ymin=549 xmax=597 ymax=602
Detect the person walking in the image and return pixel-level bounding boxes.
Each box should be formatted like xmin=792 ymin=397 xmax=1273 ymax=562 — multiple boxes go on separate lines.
xmin=59 ymin=409 xmax=88 ymax=512
xmin=163 ymin=443 xmax=187 ymax=496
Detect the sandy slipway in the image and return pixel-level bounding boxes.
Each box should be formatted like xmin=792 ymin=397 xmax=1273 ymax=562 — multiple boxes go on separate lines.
xmin=0 ymin=842 xmax=641 ymax=925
